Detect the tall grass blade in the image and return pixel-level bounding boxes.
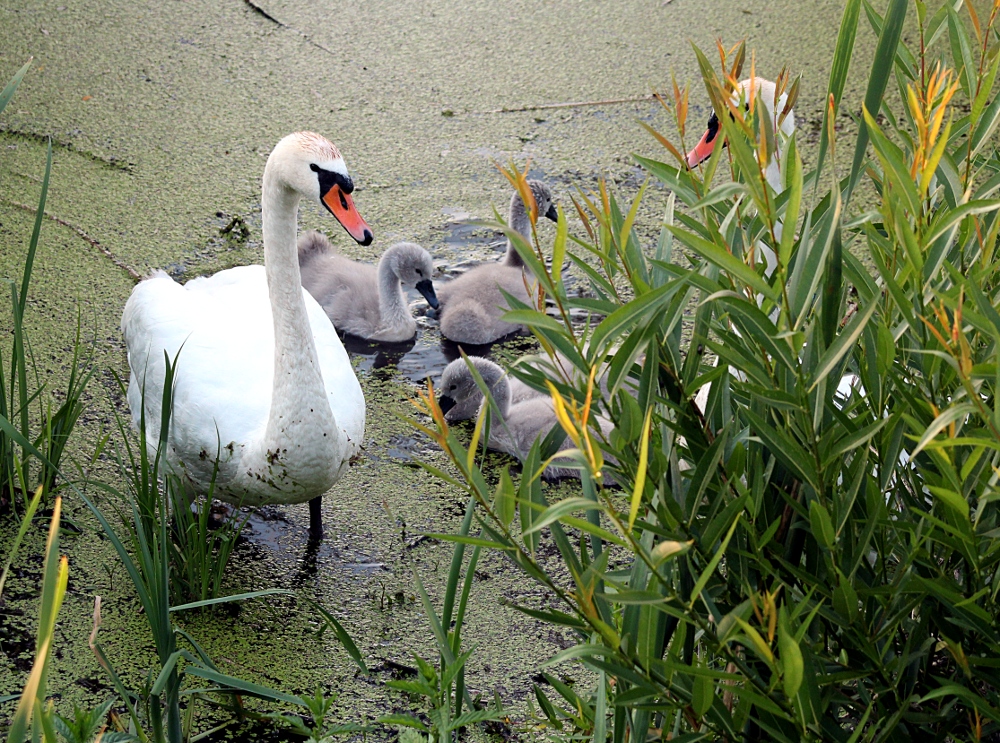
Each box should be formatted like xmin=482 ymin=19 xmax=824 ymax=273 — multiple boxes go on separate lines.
xmin=817 ymin=0 xmax=862 ymax=179
xmin=845 ymin=0 xmax=908 ymax=205
xmin=5 ymin=497 xmax=67 ymax=743
xmin=19 ymin=140 xmax=51 ymax=319
xmin=0 ymin=485 xmax=43 ymax=598
xmin=0 ymin=59 xmax=32 ymax=115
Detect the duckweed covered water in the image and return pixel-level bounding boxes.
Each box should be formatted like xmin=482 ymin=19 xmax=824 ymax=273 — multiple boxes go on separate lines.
xmin=2 ymin=0 xmax=881 ymax=733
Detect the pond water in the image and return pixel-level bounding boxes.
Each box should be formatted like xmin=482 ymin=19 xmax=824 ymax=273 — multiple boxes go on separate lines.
xmin=0 ymin=0 xmax=885 ymax=734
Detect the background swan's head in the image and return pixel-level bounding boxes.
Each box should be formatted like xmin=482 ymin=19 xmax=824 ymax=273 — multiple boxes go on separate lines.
xmin=686 ymin=78 xmax=795 ymax=169
xmin=267 ymin=131 xmax=374 ymax=246
xmin=437 ymin=357 xmax=505 ymax=422
xmin=384 ymin=242 xmax=439 ymax=308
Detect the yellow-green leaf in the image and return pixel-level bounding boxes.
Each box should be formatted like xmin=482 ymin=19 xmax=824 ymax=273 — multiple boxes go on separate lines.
xmin=778 ymin=609 xmax=804 ymax=699
xmin=628 ymin=407 xmax=653 ymax=530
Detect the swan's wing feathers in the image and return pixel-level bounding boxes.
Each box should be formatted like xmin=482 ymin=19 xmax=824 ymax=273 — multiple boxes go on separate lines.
xmin=297 ymin=230 xmax=335 ymax=269
xmin=123 ymin=268 xmax=274 ymax=472
xmin=122 ymin=274 xmax=200 ymax=434
xmin=123 ymin=265 xmax=365 ymax=490
xmin=507 ymin=398 xmax=561 ymax=457
xmin=301 ymin=255 xmax=382 ymax=336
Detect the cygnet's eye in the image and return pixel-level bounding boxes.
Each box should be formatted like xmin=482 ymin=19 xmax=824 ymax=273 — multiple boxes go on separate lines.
xmin=449 ymin=384 xmax=457 ymax=391
xmin=309 ymin=163 xmax=320 ymax=172
xmin=416 ymin=269 xmax=423 ymax=277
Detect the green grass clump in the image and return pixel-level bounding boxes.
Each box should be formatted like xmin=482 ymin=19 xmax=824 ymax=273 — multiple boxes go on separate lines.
xmin=0 ymin=58 xmax=94 ymax=517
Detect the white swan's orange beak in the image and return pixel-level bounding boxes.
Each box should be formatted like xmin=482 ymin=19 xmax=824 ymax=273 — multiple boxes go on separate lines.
xmin=686 ymin=128 xmax=719 ymax=169
xmin=323 ymin=186 xmax=373 ymax=246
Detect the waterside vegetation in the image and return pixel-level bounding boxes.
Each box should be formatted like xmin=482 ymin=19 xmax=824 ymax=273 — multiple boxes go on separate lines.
xmin=414 ymin=0 xmax=1000 ymax=739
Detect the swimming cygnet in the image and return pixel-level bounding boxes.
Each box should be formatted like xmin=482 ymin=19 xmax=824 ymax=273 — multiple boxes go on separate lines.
xmin=437 ymin=357 xmax=613 ymax=481
xmin=436 ymin=181 xmax=557 ymax=345
xmin=298 ymin=230 xmax=438 ymax=342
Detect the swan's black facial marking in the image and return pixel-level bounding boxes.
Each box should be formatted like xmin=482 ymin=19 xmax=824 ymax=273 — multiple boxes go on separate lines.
xmin=705 ymin=112 xmax=720 ymax=144
xmin=310 ymin=163 xmax=355 ymax=197
xmin=705 ymin=97 xmax=751 ymax=145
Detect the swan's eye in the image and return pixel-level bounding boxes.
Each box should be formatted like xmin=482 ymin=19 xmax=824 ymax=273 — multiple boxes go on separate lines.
xmin=416 ymin=269 xmax=423 ymax=276
xmin=310 ymin=163 xmax=320 ymax=172
xmin=449 ymin=384 xmax=457 ymax=391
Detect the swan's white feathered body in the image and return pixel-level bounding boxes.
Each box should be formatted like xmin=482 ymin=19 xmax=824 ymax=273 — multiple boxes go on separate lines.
xmin=122 ymin=266 xmax=364 ymax=504
xmin=121 ymin=132 xmax=372 ymax=514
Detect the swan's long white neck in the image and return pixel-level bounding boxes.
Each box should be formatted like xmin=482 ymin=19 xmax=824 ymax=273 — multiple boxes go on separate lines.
xmin=741 ymin=78 xmax=794 ymax=280
xmin=243 ymin=168 xmax=343 ymax=493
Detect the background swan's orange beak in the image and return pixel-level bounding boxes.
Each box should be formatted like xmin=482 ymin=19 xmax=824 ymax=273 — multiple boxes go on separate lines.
xmin=686 ymin=129 xmax=718 ymax=169
xmin=323 ymin=186 xmax=374 ymax=245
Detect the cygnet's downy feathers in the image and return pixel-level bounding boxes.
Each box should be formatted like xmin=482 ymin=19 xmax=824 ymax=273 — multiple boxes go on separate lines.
xmin=436 ymin=357 xmax=613 ymax=481
xmin=437 ymin=181 xmax=557 ymax=345
xmin=437 ymin=355 xmax=541 ymax=423
xmin=299 ymin=230 xmax=438 ymax=342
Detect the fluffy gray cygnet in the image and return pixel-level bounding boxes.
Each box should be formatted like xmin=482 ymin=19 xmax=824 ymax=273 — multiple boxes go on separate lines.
xmin=436 ymin=181 xmax=557 ymax=345
xmin=298 ymin=231 xmax=438 ymax=342
xmin=436 ymin=357 xmax=613 ymax=481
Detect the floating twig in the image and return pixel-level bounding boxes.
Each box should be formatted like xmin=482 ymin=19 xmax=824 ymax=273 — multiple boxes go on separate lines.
xmin=1 ymin=198 xmax=142 ymax=281
xmin=242 ymin=0 xmax=338 ymax=57
xmin=0 ymin=127 xmax=134 ymax=173
xmin=478 ymin=94 xmax=657 ymax=115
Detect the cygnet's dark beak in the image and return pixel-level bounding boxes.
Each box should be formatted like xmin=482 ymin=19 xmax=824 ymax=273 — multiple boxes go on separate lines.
xmin=437 ymin=395 xmax=456 ymax=414
xmin=544 ymin=203 xmax=558 ymax=222
xmin=416 ymin=279 xmax=439 ymax=309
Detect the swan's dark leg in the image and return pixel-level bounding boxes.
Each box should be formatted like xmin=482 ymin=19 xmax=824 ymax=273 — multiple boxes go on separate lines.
xmin=308 ymin=496 xmax=324 ymax=539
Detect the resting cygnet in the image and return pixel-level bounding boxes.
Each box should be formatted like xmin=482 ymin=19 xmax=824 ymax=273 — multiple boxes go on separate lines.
xmin=298 ymin=231 xmax=439 ymax=342
xmin=437 ymin=357 xmax=613 ymax=481
xmin=436 ymin=347 xmax=639 ymax=425
xmin=437 ymin=181 xmax=557 ymax=345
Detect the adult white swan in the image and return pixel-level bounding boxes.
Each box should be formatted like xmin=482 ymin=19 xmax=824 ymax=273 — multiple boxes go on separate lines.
xmin=686 ymin=79 xmax=860 ymax=409
xmin=121 ymin=132 xmax=371 ymax=538
xmin=687 ymin=77 xmax=795 ymax=278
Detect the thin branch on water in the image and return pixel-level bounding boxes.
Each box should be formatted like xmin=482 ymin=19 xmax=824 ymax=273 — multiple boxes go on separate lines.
xmin=477 ymin=94 xmax=657 ymax=115
xmin=242 ymin=0 xmax=338 ymax=57
xmin=0 ymin=127 xmax=134 ymax=173
xmin=1 ymin=198 xmax=142 ymax=281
